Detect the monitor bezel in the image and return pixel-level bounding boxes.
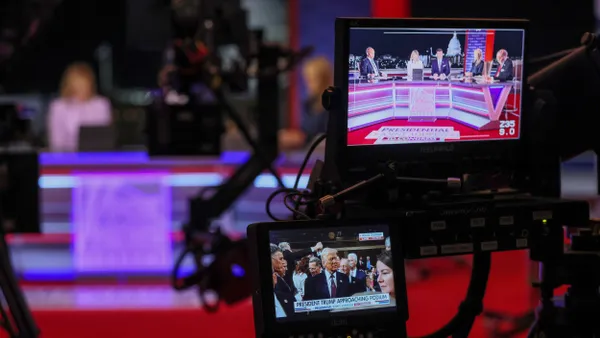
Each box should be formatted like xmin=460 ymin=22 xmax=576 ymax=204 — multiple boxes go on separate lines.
xmin=332 ymin=18 xmax=530 ymax=181
xmin=248 ymin=219 xmax=408 ymax=338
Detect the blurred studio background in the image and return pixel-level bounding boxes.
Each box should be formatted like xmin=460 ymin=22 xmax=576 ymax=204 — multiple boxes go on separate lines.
xmin=0 ymin=0 xmax=596 ymax=337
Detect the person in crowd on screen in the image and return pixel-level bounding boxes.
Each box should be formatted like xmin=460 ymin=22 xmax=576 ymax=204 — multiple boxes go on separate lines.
xmin=385 ymin=237 xmax=391 ymax=252
xmin=271 ymin=244 xmax=295 ymax=297
xmin=466 ymin=48 xmax=484 ymax=77
xmin=366 ymin=256 xmax=372 ymax=270
xmin=304 ymin=248 xmax=351 ymax=300
xmin=358 ymin=256 xmax=365 ymax=270
xmin=406 ymin=50 xmax=424 ymax=81
xmin=365 ymin=275 xmax=376 ymax=292
xmin=376 ymin=250 xmax=395 ymax=302
xmin=371 ymin=266 xmax=381 ymax=292
xmin=279 ymin=56 xmax=332 ymax=150
xmin=360 ymin=47 xmax=381 ymax=82
xmin=307 ymin=257 xmax=323 ymax=278
xmin=332 ymin=251 xmax=395 ymax=312
xmin=272 ymin=255 xmax=295 ymax=318
xmin=293 ymin=257 xmax=309 ymax=300
xmin=278 ymin=241 xmax=322 ymax=291
xmin=347 ymin=253 xmax=366 ymax=293
xmin=273 ymin=270 xmax=288 ymax=318
xmin=431 ymin=48 xmax=451 ymax=80
xmin=47 ymin=62 xmax=112 ymax=152
xmin=493 ymin=49 xmax=514 ymax=81
xmin=340 ymin=258 xmax=350 ymax=275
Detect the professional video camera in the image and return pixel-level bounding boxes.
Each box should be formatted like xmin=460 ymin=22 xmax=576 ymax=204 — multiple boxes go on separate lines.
xmin=165 ymin=0 xmax=313 ymax=312
xmin=247 ymin=18 xmax=600 ymax=338
xmin=147 ymin=0 xmax=311 ymax=157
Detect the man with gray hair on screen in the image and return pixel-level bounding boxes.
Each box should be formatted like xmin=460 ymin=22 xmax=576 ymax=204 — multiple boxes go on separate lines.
xmin=347 ymin=252 xmax=367 ymax=293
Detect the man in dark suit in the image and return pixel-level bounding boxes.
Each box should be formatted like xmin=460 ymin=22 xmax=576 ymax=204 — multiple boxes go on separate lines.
xmin=347 ymin=253 xmax=367 ymax=293
xmin=304 ymin=248 xmax=351 ymax=300
xmin=430 ymin=48 xmax=451 ymax=80
xmin=359 ymin=47 xmax=381 ymax=82
xmin=493 ymin=49 xmax=514 ymax=81
xmin=307 ymin=256 xmax=323 ymax=277
xmin=279 ymin=241 xmax=322 ymax=290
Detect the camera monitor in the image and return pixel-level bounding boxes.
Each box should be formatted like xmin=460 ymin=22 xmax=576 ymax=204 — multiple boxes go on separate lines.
xmin=334 ymin=19 xmax=528 ymax=178
xmin=248 ymin=220 xmax=407 ymax=338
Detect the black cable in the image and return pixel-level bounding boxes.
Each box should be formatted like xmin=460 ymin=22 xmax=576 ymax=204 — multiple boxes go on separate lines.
xmin=266 ymin=188 xmax=300 ymax=221
xmin=293 ymin=134 xmax=326 ymax=190
xmin=291 ymin=134 xmax=326 ymax=218
xmin=417 ymin=252 xmax=491 ymax=338
xmin=171 ymin=247 xmax=193 ymax=291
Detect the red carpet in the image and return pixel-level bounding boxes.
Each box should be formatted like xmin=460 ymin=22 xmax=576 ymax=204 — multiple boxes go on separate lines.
xmin=15 ymin=251 xmax=533 ymax=338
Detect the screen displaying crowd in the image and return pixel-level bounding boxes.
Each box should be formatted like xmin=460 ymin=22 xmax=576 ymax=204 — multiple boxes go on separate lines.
xmin=269 ymin=225 xmax=396 ymax=320
xmin=347 ymin=28 xmax=525 ymax=145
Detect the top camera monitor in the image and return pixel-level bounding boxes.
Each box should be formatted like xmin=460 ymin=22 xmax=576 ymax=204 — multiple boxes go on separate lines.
xmin=346 ymin=21 xmax=525 ymax=146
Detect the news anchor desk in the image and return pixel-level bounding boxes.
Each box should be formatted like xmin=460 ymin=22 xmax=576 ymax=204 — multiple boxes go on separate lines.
xmin=10 ymin=149 xmax=317 ymax=280
xmin=348 ymin=79 xmax=516 ymax=132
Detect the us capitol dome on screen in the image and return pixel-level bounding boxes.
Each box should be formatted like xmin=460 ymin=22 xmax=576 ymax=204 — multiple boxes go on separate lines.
xmin=443 ymin=31 xmax=464 ymax=67
xmin=446 ymin=32 xmax=462 ymax=56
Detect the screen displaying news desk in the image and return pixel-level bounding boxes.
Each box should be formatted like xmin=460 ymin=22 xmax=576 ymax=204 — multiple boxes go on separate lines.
xmin=348 ymin=79 xmax=518 ymax=131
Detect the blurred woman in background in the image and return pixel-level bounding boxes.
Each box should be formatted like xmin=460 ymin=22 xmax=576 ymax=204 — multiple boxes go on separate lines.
xmin=47 ymin=62 xmax=112 ymax=152
xmin=279 ymin=56 xmax=333 ymax=150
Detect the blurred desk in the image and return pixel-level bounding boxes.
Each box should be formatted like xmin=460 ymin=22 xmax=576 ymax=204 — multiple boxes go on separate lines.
xmin=9 ymin=149 xmax=322 ymax=280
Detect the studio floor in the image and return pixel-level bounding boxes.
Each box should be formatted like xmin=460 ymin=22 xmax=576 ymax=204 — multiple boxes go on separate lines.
xmin=6 ymin=153 xmax=596 ymax=338
xmin=11 ymin=251 xmax=530 ymax=338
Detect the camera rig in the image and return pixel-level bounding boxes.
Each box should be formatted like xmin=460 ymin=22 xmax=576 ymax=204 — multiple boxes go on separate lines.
xmin=255 ymin=20 xmax=600 ymax=338
xmin=165 ymin=0 xmax=313 ymax=312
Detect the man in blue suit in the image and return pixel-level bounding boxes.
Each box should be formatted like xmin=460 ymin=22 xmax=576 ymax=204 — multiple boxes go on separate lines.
xmin=360 ymin=47 xmax=381 ymax=82
xmin=304 ymin=248 xmax=351 ymax=300
xmin=347 ymin=253 xmax=367 ymax=293
xmin=430 ymin=48 xmax=451 ymax=80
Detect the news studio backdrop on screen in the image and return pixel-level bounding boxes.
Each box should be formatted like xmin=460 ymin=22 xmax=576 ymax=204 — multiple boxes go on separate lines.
xmin=269 ymin=225 xmax=396 ymax=321
xmin=347 ymin=27 xmax=525 ymax=146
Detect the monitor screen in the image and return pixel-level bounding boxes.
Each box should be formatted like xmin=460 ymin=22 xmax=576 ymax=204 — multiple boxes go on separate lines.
xmin=269 ymin=224 xmax=396 ymax=321
xmin=347 ymin=27 xmax=525 ymax=146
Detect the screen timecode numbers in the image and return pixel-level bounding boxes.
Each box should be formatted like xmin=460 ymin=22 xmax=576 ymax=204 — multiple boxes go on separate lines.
xmin=499 ymin=120 xmax=516 ymax=136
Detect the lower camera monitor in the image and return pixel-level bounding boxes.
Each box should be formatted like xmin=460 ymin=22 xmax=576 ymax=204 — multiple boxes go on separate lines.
xmin=269 ymin=224 xmax=398 ymax=321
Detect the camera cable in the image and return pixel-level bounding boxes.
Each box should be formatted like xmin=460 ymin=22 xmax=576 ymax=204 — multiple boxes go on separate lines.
xmin=265 ymin=134 xmax=326 ymax=221
xmin=418 ymin=252 xmax=491 ymax=338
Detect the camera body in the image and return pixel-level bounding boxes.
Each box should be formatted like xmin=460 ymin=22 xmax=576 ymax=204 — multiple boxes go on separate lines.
xmin=247 ymin=17 xmax=598 ymax=338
